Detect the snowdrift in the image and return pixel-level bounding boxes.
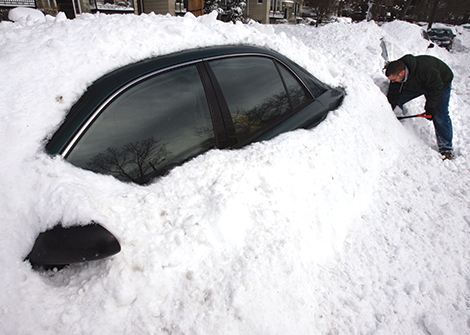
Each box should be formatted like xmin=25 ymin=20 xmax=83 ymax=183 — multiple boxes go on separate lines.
xmin=1 ymin=11 xmax=470 ymax=334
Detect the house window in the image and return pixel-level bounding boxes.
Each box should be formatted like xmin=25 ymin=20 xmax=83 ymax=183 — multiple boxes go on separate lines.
xmin=175 ymin=0 xmax=187 ymax=14
xmin=90 ymin=0 xmax=135 ymax=13
xmin=270 ymin=0 xmax=280 ymax=12
xmin=0 ymin=0 xmax=35 ymax=6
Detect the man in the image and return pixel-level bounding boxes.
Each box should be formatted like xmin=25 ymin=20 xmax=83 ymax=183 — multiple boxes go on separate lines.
xmin=385 ymin=54 xmax=454 ymax=159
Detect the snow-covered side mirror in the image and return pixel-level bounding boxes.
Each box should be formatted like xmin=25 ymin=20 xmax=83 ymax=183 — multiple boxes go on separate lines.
xmin=26 ymin=223 xmax=121 ymax=269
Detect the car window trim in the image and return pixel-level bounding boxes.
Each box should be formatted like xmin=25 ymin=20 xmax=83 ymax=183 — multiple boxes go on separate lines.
xmin=196 ymin=62 xmax=230 ymax=148
xmin=201 ymin=61 xmax=239 ymax=147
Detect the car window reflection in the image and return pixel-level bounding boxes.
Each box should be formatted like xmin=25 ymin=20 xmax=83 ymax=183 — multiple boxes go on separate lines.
xmin=277 ymin=63 xmax=311 ymax=108
xmin=209 ymin=56 xmax=311 ymax=143
xmin=66 ymin=65 xmax=215 ymax=185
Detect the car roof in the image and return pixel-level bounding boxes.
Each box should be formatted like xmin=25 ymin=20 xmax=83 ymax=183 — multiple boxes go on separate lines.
xmin=90 ymin=45 xmax=295 ymax=94
xmin=428 ymin=27 xmax=454 ymax=34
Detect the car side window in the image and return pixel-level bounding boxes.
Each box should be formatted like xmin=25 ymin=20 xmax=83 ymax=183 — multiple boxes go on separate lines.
xmin=286 ymin=62 xmax=328 ymax=99
xmin=66 ymin=64 xmax=215 ymax=185
xmin=277 ymin=63 xmax=311 ymax=108
xmin=208 ymin=56 xmax=312 ymax=144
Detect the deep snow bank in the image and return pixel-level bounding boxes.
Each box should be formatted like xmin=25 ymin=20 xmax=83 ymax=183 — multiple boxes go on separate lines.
xmin=1 ymin=12 xmax=470 ymax=335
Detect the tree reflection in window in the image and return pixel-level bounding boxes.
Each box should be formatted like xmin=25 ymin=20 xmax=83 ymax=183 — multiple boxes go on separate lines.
xmin=86 ymin=136 xmax=170 ymax=185
xmin=231 ymin=89 xmax=288 ymax=136
xmin=231 ymin=85 xmax=308 ymax=138
xmin=209 ymin=56 xmax=311 ymax=143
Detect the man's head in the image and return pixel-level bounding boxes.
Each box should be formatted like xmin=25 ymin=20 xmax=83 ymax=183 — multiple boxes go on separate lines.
xmin=385 ymin=60 xmax=406 ymax=83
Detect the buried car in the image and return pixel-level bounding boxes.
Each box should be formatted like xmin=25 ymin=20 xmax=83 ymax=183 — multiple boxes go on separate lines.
xmin=27 ymin=45 xmax=344 ymax=269
xmin=425 ymin=27 xmax=456 ymax=50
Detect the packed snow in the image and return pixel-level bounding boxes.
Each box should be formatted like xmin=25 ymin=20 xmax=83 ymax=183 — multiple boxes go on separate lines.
xmin=1 ymin=9 xmax=470 ymax=335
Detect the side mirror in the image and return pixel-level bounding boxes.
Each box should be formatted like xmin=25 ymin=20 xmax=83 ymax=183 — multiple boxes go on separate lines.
xmin=26 ymin=223 xmax=121 ymax=269
xmin=428 ymin=43 xmax=435 ymax=48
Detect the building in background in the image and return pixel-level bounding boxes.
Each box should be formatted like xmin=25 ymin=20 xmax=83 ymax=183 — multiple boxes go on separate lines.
xmin=1 ymin=0 xmax=303 ymax=23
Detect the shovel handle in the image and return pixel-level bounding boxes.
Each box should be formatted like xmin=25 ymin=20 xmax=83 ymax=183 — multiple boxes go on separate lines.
xmin=397 ymin=113 xmax=432 ymax=120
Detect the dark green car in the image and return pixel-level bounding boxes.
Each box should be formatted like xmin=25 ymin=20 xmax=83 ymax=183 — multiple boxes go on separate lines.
xmin=28 ymin=45 xmax=345 ymax=269
xmin=426 ymin=28 xmax=455 ymax=51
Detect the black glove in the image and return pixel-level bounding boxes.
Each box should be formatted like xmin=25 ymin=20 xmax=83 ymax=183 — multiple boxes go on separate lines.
xmin=425 ymin=106 xmax=438 ymax=117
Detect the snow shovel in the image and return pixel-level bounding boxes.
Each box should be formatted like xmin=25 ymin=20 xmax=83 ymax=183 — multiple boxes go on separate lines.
xmin=397 ymin=113 xmax=432 ymax=120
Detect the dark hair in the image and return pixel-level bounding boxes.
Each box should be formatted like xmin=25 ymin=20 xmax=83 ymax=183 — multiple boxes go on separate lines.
xmin=385 ymin=60 xmax=405 ymax=77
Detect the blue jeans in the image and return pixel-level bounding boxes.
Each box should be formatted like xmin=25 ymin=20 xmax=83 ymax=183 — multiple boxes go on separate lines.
xmin=398 ymin=84 xmax=453 ymax=153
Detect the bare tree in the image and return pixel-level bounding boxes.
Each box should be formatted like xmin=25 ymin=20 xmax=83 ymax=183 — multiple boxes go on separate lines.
xmin=307 ymin=0 xmax=469 ymax=24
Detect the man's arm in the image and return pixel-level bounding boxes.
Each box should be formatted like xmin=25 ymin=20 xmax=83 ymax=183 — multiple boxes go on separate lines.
xmin=387 ymin=82 xmax=401 ymax=109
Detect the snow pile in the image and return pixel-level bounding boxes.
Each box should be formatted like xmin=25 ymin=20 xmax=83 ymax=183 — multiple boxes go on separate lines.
xmin=1 ymin=11 xmax=470 ymax=334
xmin=8 ymin=7 xmax=46 ymax=22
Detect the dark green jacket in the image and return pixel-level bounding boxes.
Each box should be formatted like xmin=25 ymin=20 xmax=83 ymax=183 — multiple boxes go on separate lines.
xmin=387 ymin=54 xmax=453 ymax=109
